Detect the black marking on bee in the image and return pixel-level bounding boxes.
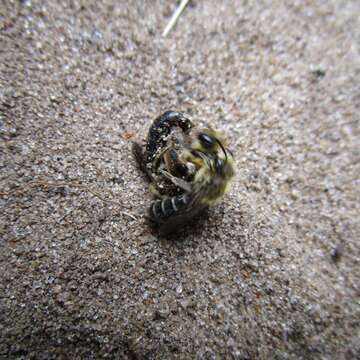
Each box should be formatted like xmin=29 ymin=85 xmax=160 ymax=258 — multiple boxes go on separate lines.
xmin=171 ymin=197 xmax=178 ymax=211
xmin=214 ymin=157 xmax=225 ymax=174
xmin=149 ymin=190 xmax=210 ymax=234
xmin=149 ymin=194 xmax=191 ymax=222
xmin=146 ymin=111 xmax=193 ymax=166
xmin=164 ymin=148 xmax=189 ymax=179
xmin=198 ymin=133 xmax=215 ymax=148
xmin=132 ymin=111 xmax=192 ymax=185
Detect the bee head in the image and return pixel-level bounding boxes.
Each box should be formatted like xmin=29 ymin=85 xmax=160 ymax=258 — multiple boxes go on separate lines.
xmin=198 ymin=132 xmax=216 ymax=150
xmin=190 ymin=128 xmax=228 ymax=159
xmin=211 ymin=155 xmax=235 ymax=179
xmin=187 ymin=128 xmax=235 ymax=206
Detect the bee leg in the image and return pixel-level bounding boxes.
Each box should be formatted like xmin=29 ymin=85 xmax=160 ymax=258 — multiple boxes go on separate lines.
xmin=152 ymin=145 xmax=173 ymax=173
xmin=159 ymin=170 xmax=192 ymax=193
xmin=146 ymin=111 xmax=193 ymax=165
xmin=149 ymin=183 xmax=163 ymax=198
xmin=163 ymin=148 xmax=190 ymax=179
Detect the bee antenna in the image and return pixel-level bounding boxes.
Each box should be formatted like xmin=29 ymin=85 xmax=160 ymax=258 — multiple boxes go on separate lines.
xmin=216 ymin=139 xmax=227 ymax=160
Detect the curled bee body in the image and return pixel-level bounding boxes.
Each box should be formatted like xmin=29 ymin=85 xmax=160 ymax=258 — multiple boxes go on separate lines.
xmin=148 ymin=129 xmax=235 ymax=232
xmin=132 ymin=111 xmax=194 ymax=196
xmin=133 ymin=111 xmax=235 ymax=233
xmin=145 ymin=110 xmax=193 ymax=168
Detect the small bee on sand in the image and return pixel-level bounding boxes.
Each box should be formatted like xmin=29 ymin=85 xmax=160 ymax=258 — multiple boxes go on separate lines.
xmin=132 ymin=111 xmax=235 ymax=233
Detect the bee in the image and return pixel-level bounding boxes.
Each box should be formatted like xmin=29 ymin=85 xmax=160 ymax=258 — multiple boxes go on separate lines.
xmin=149 ymin=129 xmax=235 ymax=232
xmin=133 ymin=111 xmax=235 ymax=233
xmin=132 ymin=111 xmax=195 ymax=196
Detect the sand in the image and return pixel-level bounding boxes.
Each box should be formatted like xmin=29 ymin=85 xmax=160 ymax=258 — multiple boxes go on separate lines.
xmin=1 ymin=1 xmax=359 ymax=358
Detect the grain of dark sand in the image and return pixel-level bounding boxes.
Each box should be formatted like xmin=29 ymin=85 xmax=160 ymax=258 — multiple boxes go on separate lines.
xmin=1 ymin=1 xmax=359 ymax=359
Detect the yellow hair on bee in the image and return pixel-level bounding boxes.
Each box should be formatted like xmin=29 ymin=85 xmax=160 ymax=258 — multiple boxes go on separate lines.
xmin=189 ymin=128 xmax=227 ymax=159
xmin=192 ymin=149 xmax=235 ymax=207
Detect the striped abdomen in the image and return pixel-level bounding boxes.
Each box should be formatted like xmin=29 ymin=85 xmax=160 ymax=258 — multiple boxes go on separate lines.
xmin=149 ymin=194 xmax=191 ymax=223
xmin=149 ymin=190 xmax=208 ymax=233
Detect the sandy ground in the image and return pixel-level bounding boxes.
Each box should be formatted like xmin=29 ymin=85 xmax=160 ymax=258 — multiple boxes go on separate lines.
xmin=1 ymin=1 xmax=359 ymax=359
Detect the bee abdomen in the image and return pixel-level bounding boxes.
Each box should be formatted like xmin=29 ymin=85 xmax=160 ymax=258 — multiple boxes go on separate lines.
xmin=146 ymin=111 xmax=193 ymax=165
xmin=149 ymin=194 xmax=190 ymax=222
